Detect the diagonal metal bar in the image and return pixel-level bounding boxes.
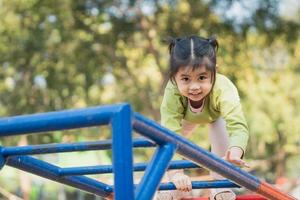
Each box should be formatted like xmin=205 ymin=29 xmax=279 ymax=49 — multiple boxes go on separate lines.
xmin=135 ymin=143 xmax=177 ymax=200
xmin=6 ymin=155 xmax=112 ymax=198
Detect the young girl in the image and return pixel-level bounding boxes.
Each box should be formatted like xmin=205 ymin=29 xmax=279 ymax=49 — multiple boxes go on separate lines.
xmin=157 ymin=35 xmax=249 ymax=200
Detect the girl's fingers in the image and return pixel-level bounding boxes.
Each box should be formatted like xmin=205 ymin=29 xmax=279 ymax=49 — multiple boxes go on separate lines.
xmin=179 ymin=182 xmax=186 ymax=191
xmin=174 ymin=182 xmax=181 ymax=190
xmin=179 ymin=180 xmax=185 ymax=191
xmin=239 ymin=160 xmax=248 ymax=167
xmin=245 ymin=162 xmax=250 ymax=168
xmin=188 ymin=181 xmax=192 ymax=191
xmin=185 ymin=179 xmax=192 ymax=192
xmin=231 ymin=158 xmax=250 ymax=168
xmin=175 ymin=180 xmax=185 ymax=191
xmin=172 ymin=173 xmax=192 ymax=192
xmin=175 ymin=177 xmax=191 ymax=192
xmin=225 ymin=150 xmax=231 ymax=160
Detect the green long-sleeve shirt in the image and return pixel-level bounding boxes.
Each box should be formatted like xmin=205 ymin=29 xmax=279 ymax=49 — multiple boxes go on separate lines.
xmin=160 ymin=73 xmax=249 ymax=151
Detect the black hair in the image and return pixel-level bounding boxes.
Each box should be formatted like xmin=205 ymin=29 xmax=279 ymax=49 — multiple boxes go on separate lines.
xmin=167 ymin=35 xmax=218 ymax=84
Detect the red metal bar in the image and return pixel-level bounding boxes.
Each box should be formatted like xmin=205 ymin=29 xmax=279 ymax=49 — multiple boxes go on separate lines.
xmin=183 ymin=194 xmax=268 ymax=200
xmin=257 ymin=182 xmax=297 ymax=200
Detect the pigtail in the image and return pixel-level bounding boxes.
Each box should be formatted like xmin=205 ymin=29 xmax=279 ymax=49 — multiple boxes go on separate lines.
xmin=164 ymin=36 xmax=177 ymax=54
xmin=207 ymin=35 xmax=219 ymax=52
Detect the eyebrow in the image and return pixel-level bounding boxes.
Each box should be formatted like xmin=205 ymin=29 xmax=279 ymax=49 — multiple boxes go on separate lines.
xmin=197 ymin=72 xmax=208 ymax=75
xmin=180 ymin=72 xmax=208 ymax=77
xmin=180 ymin=74 xmax=190 ymax=77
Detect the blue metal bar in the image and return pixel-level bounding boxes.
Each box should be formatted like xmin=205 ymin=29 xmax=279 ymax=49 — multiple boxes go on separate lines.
xmin=6 ymin=155 xmax=112 ymax=197
xmin=135 ymin=143 xmax=177 ymax=200
xmin=0 ymin=147 xmax=5 ymax=170
xmin=0 ymin=104 xmax=126 ymax=137
xmin=111 ymin=104 xmax=134 ymax=200
xmin=59 ymin=160 xmax=200 ymax=176
xmin=1 ymin=138 xmax=155 ymax=156
xmin=133 ymin=113 xmax=261 ymax=192
xmin=158 ymin=180 xmax=240 ymax=190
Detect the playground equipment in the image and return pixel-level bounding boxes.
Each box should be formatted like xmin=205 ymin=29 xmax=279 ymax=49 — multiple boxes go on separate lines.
xmin=0 ymin=103 xmax=297 ymax=200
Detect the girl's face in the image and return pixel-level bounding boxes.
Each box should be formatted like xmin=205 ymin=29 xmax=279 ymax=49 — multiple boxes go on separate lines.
xmin=174 ymin=65 xmax=213 ymax=102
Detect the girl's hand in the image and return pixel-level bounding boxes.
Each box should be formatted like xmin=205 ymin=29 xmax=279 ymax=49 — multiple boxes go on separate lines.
xmin=170 ymin=172 xmax=192 ymax=192
xmin=224 ymin=147 xmax=250 ymax=168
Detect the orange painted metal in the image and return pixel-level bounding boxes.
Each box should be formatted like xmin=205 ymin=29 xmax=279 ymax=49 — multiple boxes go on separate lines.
xmin=257 ymin=182 xmax=297 ymax=200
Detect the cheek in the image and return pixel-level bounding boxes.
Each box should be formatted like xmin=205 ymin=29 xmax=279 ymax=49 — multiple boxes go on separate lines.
xmin=204 ymin=82 xmax=213 ymax=91
xmin=177 ymin=84 xmax=187 ymax=94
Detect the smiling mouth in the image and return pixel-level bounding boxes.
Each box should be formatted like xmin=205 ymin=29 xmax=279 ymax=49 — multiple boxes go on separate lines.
xmin=189 ymin=93 xmax=201 ymax=96
xmin=188 ymin=93 xmax=202 ymax=100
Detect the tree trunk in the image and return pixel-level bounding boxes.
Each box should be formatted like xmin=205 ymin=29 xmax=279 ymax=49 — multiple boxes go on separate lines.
xmin=275 ymin=150 xmax=287 ymax=178
xmin=274 ymin=130 xmax=287 ymax=178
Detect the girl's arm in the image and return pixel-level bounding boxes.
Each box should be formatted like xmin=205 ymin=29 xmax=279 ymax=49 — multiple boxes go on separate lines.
xmin=160 ymin=81 xmax=186 ymax=134
xmin=214 ymin=75 xmax=249 ymax=160
xmin=219 ymin=96 xmax=250 ymax=167
xmin=161 ymin=81 xmax=192 ymax=192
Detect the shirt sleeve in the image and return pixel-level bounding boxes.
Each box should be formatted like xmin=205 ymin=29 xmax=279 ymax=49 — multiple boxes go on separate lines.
xmin=160 ymin=81 xmax=186 ymax=134
xmin=214 ymin=77 xmax=249 ymax=152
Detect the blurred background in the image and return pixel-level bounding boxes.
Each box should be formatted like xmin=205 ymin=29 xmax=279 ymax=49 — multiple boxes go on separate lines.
xmin=0 ymin=0 xmax=299 ymax=199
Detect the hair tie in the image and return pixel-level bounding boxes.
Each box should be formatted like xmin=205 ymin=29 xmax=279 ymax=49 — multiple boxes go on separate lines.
xmin=207 ymin=36 xmax=218 ymax=51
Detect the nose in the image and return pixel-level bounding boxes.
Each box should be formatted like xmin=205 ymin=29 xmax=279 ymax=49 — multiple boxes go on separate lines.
xmin=190 ymin=82 xmax=201 ymax=91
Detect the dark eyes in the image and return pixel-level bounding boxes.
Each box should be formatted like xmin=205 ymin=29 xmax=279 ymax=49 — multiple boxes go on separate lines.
xmin=199 ymin=75 xmax=207 ymax=80
xmin=181 ymin=76 xmax=207 ymax=82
